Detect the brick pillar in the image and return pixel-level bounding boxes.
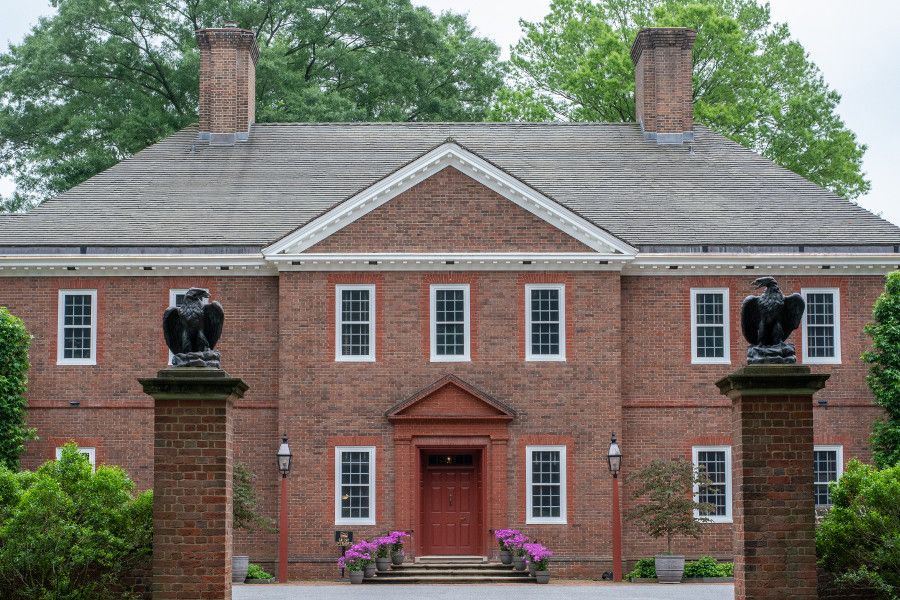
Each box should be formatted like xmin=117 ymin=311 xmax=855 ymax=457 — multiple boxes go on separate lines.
xmin=716 ymin=365 xmax=828 ymax=600
xmin=140 ymin=368 xmax=248 ymax=600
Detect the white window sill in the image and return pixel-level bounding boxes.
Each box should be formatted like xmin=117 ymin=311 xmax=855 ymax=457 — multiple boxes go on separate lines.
xmin=430 ymin=355 xmax=471 ymax=362
xmin=691 ymin=358 xmax=731 ymax=365
xmin=336 ymin=356 xmax=376 ymax=363
xmin=57 ymin=360 xmax=97 ymax=366
xmin=526 ymin=355 xmax=566 ymax=362
xmin=697 ymin=516 xmax=732 ymax=524
xmin=526 ymin=518 xmax=567 ymax=525
xmin=335 ymin=519 xmax=376 ymax=526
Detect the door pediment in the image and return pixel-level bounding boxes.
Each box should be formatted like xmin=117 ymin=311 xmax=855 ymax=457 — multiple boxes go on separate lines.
xmin=386 ymin=375 xmax=515 ymax=422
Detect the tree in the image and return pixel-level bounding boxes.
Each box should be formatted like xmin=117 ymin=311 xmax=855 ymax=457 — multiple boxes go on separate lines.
xmin=864 ymin=271 xmax=900 ymax=469
xmin=0 ymin=444 xmax=153 ymax=599
xmin=0 ymin=307 xmax=34 ymax=470
xmin=233 ymin=461 xmax=272 ymax=532
xmin=625 ymin=458 xmax=714 ymax=554
xmin=816 ymin=460 xmax=900 ymax=600
xmin=0 ymin=0 xmax=504 ymax=210
xmin=494 ymin=0 xmax=869 ymax=199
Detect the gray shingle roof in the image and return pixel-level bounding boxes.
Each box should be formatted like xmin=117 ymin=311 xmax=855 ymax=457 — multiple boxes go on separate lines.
xmin=1 ymin=122 xmax=897 ymax=250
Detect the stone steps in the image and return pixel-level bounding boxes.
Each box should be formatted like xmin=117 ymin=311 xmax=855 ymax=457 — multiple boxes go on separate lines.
xmin=364 ymin=557 xmax=537 ymax=584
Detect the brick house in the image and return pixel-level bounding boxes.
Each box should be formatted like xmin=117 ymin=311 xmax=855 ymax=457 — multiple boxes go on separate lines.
xmin=0 ymin=25 xmax=898 ymax=578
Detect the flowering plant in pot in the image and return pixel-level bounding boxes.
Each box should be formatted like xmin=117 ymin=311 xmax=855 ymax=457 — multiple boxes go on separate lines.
xmin=372 ymin=535 xmax=395 ymax=572
xmin=524 ymin=543 xmax=553 ymax=584
xmin=494 ymin=529 xmax=521 ymax=565
xmin=388 ymin=531 xmax=410 ymax=565
xmin=353 ymin=540 xmax=380 ymax=578
xmin=338 ymin=545 xmax=374 ymax=584
xmin=625 ymin=458 xmax=714 ymax=583
xmin=506 ymin=532 xmax=530 ymax=571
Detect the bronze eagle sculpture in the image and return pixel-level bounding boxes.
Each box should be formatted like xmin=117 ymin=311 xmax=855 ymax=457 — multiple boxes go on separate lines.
xmin=741 ymin=277 xmax=805 ymax=364
xmin=163 ymin=288 xmax=224 ymax=367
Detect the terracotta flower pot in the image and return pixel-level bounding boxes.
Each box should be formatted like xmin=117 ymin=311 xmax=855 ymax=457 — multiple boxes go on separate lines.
xmin=513 ymin=556 xmax=527 ymax=571
xmin=655 ymin=554 xmax=685 ymax=584
xmin=391 ymin=550 xmax=405 ymax=566
xmin=349 ymin=570 xmax=364 ymax=584
xmin=535 ymin=570 xmax=550 ymax=584
xmin=364 ymin=563 xmax=376 ymax=579
xmin=499 ymin=550 xmax=512 ymax=565
xmin=232 ymin=555 xmax=249 ymax=583
xmin=376 ymin=557 xmax=391 ymax=572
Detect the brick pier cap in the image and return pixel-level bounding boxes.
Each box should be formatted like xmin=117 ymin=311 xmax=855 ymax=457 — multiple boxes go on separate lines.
xmin=716 ymin=364 xmax=829 ymax=600
xmin=140 ymin=368 xmax=248 ymax=600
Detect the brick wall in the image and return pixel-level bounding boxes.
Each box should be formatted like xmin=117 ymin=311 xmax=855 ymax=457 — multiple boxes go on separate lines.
xmin=307 ymin=167 xmax=593 ymax=253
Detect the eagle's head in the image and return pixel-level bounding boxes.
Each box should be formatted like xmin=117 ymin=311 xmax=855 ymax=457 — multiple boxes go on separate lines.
xmin=184 ymin=288 xmax=210 ymax=303
xmin=752 ymin=276 xmax=780 ymax=292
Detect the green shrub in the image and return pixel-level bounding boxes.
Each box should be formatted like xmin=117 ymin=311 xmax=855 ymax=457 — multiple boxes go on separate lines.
xmin=0 ymin=306 xmax=35 ymax=470
xmin=683 ymin=556 xmax=733 ymax=578
xmin=0 ymin=444 xmax=152 ymax=599
xmin=626 ymin=556 xmax=733 ymax=581
xmin=816 ymin=460 xmax=900 ymax=600
xmin=246 ymin=563 xmax=273 ymax=580
xmin=234 ymin=462 xmax=273 ymax=532
xmin=864 ymin=271 xmax=900 ymax=468
xmin=625 ymin=557 xmax=656 ymax=580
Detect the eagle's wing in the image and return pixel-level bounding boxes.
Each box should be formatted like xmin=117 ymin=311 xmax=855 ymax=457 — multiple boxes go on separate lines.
xmin=781 ymin=293 xmax=806 ymax=338
xmin=163 ymin=307 xmax=183 ymax=355
xmin=741 ymin=295 xmax=761 ymax=346
xmin=203 ymin=301 xmax=224 ymax=350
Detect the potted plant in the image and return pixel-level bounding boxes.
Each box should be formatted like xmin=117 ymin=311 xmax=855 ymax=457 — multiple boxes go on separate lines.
xmin=353 ymin=540 xmax=379 ymax=578
xmin=625 ymin=458 xmax=714 ymax=583
xmin=373 ymin=535 xmax=393 ymax=572
xmin=494 ymin=529 xmax=519 ymax=565
xmin=524 ymin=543 xmax=553 ymax=584
xmin=338 ymin=544 xmax=373 ymax=584
xmin=507 ymin=532 xmax=529 ymax=571
xmin=232 ymin=463 xmax=274 ymax=583
xmin=389 ymin=531 xmax=410 ymax=565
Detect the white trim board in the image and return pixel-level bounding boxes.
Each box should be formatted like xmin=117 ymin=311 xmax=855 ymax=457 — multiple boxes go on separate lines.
xmin=262 ymin=142 xmax=637 ymax=257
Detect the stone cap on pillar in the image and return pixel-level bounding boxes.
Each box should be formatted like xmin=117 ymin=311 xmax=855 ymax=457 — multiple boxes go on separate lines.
xmin=139 ymin=367 xmax=248 ymax=401
xmin=716 ymin=365 xmax=829 ymax=399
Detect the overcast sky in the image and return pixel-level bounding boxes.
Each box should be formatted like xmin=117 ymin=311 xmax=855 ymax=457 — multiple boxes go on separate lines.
xmin=1 ymin=0 xmax=897 ymax=227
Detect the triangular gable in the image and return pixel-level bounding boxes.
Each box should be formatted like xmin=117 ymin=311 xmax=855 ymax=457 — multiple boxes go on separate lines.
xmin=263 ymin=142 xmax=636 ymax=257
xmin=386 ymin=375 xmax=515 ymax=422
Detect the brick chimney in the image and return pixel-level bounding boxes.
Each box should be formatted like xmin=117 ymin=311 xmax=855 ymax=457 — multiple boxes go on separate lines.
xmin=196 ymin=23 xmax=259 ymax=146
xmin=630 ymin=27 xmax=697 ymax=144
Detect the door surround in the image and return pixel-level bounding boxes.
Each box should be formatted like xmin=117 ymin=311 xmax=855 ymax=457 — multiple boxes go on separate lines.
xmin=387 ymin=375 xmax=514 ymax=558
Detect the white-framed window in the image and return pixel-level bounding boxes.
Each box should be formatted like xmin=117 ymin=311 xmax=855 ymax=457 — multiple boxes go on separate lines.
xmin=693 ymin=446 xmax=732 ymax=523
xmin=526 ymin=445 xmax=567 ymax=524
xmin=57 ymin=290 xmax=98 ymax=365
xmin=335 ymin=446 xmax=376 ymax=525
xmin=168 ymin=289 xmax=208 ymax=364
xmin=802 ymin=289 xmax=841 ymax=364
xmin=335 ymin=285 xmax=376 ymax=361
xmin=56 ymin=446 xmax=96 ymax=471
xmin=814 ymin=445 xmax=843 ymax=507
xmin=690 ymin=288 xmax=730 ymax=364
xmin=430 ymin=284 xmax=471 ymax=362
xmin=526 ymin=284 xmax=566 ymax=361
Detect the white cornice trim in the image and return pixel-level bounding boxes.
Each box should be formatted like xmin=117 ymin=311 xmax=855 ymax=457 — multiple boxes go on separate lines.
xmin=626 ymin=253 xmax=900 ymax=275
xmin=261 ymin=142 xmax=637 ymax=257
xmin=271 ymin=252 xmax=629 ymax=271
xmin=0 ymin=254 xmax=272 ymax=276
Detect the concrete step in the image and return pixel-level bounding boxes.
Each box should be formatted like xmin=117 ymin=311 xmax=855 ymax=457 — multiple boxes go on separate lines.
xmin=365 ymin=575 xmax=537 ymax=584
xmin=377 ymin=568 xmax=529 ymax=577
xmin=415 ymin=555 xmax=486 ymax=564
xmin=391 ymin=562 xmax=512 ymax=571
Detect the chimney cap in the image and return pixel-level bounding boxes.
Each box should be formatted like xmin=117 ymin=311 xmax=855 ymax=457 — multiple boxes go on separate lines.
xmin=630 ymin=27 xmax=697 ymax=65
xmin=223 ymin=20 xmax=240 ymax=28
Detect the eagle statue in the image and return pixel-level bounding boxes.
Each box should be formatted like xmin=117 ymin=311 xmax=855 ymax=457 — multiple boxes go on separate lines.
xmin=740 ymin=277 xmax=806 ymax=364
xmin=163 ymin=288 xmax=224 ymax=367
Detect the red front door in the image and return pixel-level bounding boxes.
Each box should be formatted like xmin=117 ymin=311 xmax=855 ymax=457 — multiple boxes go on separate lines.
xmin=423 ymin=465 xmax=479 ymax=555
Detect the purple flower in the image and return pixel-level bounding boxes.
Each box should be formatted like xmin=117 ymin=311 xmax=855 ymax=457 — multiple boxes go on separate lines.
xmin=523 ymin=543 xmax=553 ymax=570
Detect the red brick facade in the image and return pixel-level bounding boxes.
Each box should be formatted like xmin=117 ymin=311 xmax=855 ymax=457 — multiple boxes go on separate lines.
xmin=0 ymin=181 xmax=888 ymax=581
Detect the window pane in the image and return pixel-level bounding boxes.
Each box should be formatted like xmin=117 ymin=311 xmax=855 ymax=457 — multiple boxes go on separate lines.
xmin=807 ymin=293 xmax=836 ymax=358
xmin=63 ymin=294 xmax=92 ymax=360
xmin=697 ymin=450 xmax=727 ymax=516
xmin=340 ymin=450 xmax=371 ymax=519
xmin=695 ymin=293 xmax=725 ymax=358
xmin=340 ymin=289 xmax=371 ymax=357
xmin=434 ymin=289 xmax=466 ymax=356
xmin=814 ymin=449 xmax=838 ymax=506
xmin=530 ymin=288 xmax=561 ymax=356
xmin=531 ymin=450 xmax=561 ymax=518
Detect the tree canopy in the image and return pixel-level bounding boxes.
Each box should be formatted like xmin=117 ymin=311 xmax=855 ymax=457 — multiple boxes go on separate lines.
xmin=0 ymin=0 xmax=504 ymax=211
xmin=864 ymin=271 xmax=900 ymax=469
xmin=492 ymin=0 xmax=869 ymax=199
